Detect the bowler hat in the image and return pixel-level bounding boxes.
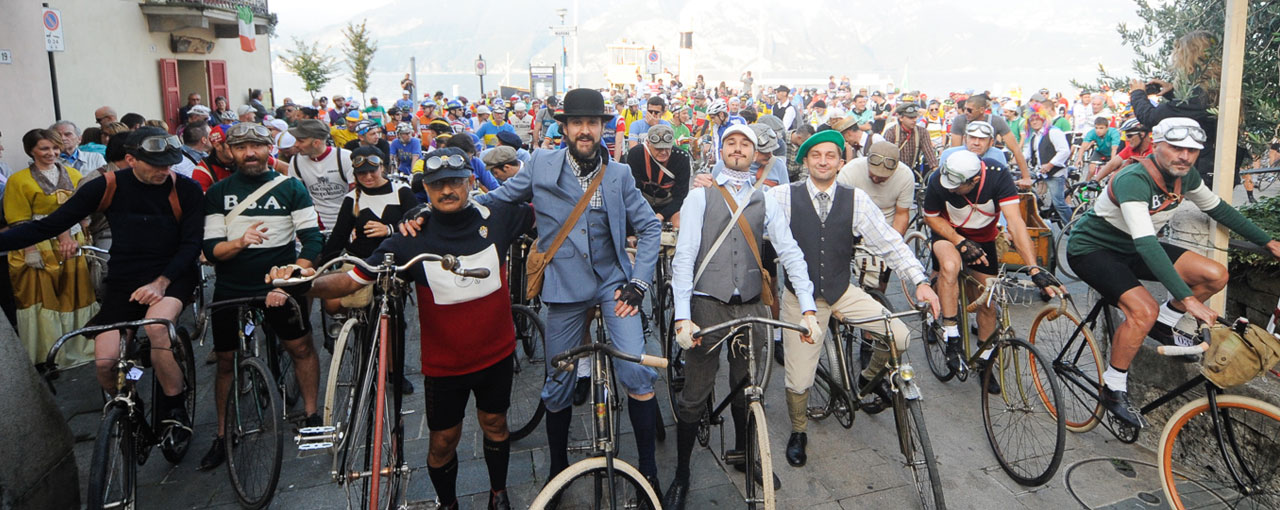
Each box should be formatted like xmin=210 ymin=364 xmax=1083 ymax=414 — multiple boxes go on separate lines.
xmin=554 ymin=89 xmax=617 ymax=123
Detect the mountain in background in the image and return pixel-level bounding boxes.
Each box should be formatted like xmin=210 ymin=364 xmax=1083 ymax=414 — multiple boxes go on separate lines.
xmin=268 ymin=0 xmax=1139 ymax=102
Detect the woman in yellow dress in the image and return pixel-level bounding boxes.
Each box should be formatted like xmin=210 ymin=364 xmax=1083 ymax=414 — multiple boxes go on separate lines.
xmin=6 ymin=129 xmax=98 ymax=367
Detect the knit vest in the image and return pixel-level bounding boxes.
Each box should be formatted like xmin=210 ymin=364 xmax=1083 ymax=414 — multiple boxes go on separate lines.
xmin=694 ymin=186 xmax=766 ymax=302
xmin=785 ymin=182 xmax=854 ymax=303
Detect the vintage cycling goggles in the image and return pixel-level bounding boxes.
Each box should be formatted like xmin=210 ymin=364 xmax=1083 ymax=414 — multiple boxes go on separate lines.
xmin=228 ymin=123 xmax=271 ymax=139
xmin=868 ymin=154 xmax=898 ymax=168
xmin=425 ymin=154 xmax=468 ymax=171
xmin=1159 ymin=125 xmax=1207 ymax=144
xmin=351 ymin=154 xmax=384 ymax=168
xmin=647 ymin=131 xmax=675 ymax=145
xmin=134 ymin=135 xmax=182 ymax=153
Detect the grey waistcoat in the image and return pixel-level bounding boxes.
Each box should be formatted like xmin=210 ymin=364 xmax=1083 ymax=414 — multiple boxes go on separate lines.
xmin=694 ymin=186 xmax=766 ymax=302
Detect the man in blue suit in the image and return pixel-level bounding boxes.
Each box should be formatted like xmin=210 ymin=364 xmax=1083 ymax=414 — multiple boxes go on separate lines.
xmin=477 ymin=88 xmax=665 ymax=493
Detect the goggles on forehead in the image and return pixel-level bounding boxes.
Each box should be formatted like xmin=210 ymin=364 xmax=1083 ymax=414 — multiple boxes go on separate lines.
xmin=228 ymin=123 xmax=271 ymax=138
xmin=647 ymin=131 xmax=675 ymax=145
xmin=425 ymin=154 xmax=468 ymax=172
xmin=1160 ymin=125 xmax=1207 ymax=144
xmin=352 ymin=154 xmax=384 ymax=168
xmin=134 ymin=135 xmax=181 ymax=153
xmin=868 ymin=154 xmax=898 ymax=168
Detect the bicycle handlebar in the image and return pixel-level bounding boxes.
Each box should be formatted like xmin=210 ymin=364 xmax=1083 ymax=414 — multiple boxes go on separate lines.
xmin=77 ymin=245 xmax=110 ymax=255
xmin=44 ymin=318 xmax=180 ymax=372
xmin=695 ymin=316 xmax=809 ymax=339
xmin=198 ymin=295 xmax=304 ymax=335
xmin=550 ymin=343 xmax=668 ymax=370
xmin=271 ymin=252 xmax=489 ymax=288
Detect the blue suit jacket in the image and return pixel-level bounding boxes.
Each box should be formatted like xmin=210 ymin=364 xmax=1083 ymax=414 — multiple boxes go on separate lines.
xmin=479 ymin=148 xmax=661 ymax=303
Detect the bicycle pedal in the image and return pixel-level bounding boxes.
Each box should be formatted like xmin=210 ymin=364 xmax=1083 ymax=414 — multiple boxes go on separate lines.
xmin=296 ymin=426 xmax=337 ymax=450
xmin=722 ymin=450 xmax=745 ymax=465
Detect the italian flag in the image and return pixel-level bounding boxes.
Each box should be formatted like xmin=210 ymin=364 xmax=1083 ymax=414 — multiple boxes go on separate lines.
xmin=237 ymin=6 xmax=256 ymax=52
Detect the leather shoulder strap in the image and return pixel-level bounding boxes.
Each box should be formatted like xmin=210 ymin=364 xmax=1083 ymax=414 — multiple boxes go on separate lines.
xmin=540 ymin=167 xmax=606 ymax=258
xmin=168 ymin=171 xmax=183 ymax=221
xmin=96 ymin=170 xmax=117 ymax=213
xmin=1109 ymin=157 xmax=1184 ymax=215
xmin=714 ymin=184 xmax=768 ymax=276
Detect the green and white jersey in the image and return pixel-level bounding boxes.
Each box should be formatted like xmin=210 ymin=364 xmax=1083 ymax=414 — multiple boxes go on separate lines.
xmin=1068 ymin=159 xmax=1219 ymax=258
xmin=202 ymin=170 xmax=324 ymax=297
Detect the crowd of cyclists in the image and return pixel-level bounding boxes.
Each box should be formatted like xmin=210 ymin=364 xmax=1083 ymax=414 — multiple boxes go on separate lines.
xmin=4 ymin=28 xmax=1280 ymax=510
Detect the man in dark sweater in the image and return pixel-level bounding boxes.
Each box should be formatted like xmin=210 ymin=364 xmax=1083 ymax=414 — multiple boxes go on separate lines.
xmin=0 ymin=126 xmax=204 ymax=459
xmin=625 ymin=123 xmax=690 ymax=226
xmin=269 ymin=148 xmax=532 ymax=510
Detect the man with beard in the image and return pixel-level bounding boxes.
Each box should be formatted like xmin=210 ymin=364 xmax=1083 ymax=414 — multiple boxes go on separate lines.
xmin=469 ymin=88 xmax=665 ymax=493
xmin=197 ymin=123 xmax=325 ymax=470
xmin=1066 ymin=117 xmax=1280 ymax=427
xmin=665 ymin=125 xmax=822 ymax=509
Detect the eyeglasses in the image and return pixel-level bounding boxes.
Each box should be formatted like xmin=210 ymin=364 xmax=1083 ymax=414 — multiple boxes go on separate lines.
xmin=228 ymin=123 xmax=271 ymax=138
xmin=647 ymin=109 xmax=663 ymax=115
xmin=1160 ymin=125 xmax=1207 ymax=143
xmin=1124 ymin=131 xmax=1145 ymax=138
xmin=868 ymin=154 xmax=898 ymax=168
xmin=647 ymin=131 xmax=674 ymax=144
xmin=134 ymin=135 xmax=181 ymax=153
xmin=352 ymin=154 xmax=384 ymax=168
xmin=425 ymin=154 xmax=468 ymax=171
xmin=426 ymin=177 xmax=468 ymax=189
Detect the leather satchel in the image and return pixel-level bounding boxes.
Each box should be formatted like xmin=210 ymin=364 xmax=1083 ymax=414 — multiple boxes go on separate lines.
xmin=713 ymin=185 xmax=775 ymax=307
xmin=525 ymin=168 xmax=607 ymax=300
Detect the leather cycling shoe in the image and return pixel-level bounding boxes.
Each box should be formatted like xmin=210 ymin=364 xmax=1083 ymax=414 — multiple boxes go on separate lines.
xmin=663 ymin=478 xmax=690 ymax=510
xmin=1100 ymin=385 xmax=1147 ymax=429
xmin=786 ymin=432 xmax=807 ymax=466
xmin=978 ymin=357 xmax=1001 ymax=395
xmin=198 ymin=436 xmax=225 ymax=471
xmin=573 ymin=376 xmax=590 ymax=406
xmin=859 ymin=375 xmax=895 ymax=415
xmin=944 ymin=336 xmax=963 ymax=372
xmin=487 ymin=489 xmax=510 ymax=510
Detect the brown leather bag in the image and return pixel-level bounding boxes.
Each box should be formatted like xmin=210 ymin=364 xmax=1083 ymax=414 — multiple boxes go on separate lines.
xmin=525 ymin=169 xmax=607 ymax=301
xmin=714 ymin=185 xmax=775 ymax=307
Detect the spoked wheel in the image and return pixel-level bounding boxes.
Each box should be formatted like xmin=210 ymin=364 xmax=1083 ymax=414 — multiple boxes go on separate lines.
xmin=921 ymin=312 xmax=954 ymax=382
xmin=160 ymin=327 xmax=198 ymax=463
xmin=225 ymin=357 xmax=284 ymax=509
xmin=528 ymin=457 xmax=661 ymax=510
xmin=894 ymin=395 xmax=946 ymax=509
xmin=87 ymin=405 xmax=136 ymax=510
xmin=359 ymin=375 xmax=405 ymax=510
xmin=324 ymin=318 xmax=364 ymax=453
xmin=509 ymin=305 xmax=548 ymax=442
xmin=981 ymin=338 xmax=1066 ymax=487
xmin=753 ymin=326 xmax=775 ymax=393
xmin=697 ymin=389 xmax=714 ymax=448
xmin=1027 ymin=305 xmax=1103 ymax=433
xmin=1158 ymin=394 xmax=1280 ymax=510
xmin=744 ymin=402 xmax=777 ymax=510
xmin=809 ymin=367 xmax=855 ymax=428
xmin=663 ymin=312 xmax=687 ymax=426
xmin=1054 ymin=229 xmax=1079 ymax=282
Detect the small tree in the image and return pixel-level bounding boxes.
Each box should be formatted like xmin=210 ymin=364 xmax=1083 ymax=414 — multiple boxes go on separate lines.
xmin=342 ymin=20 xmax=378 ymax=104
xmin=1074 ymin=0 xmax=1280 ymax=156
xmin=278 ymin=37 xmax=338 ymax=100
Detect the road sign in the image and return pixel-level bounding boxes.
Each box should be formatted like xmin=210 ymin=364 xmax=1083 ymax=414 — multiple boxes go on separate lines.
xmin=645 ymin=50 xmax=661 ymax=75
xmin=550 ymin=26 xmax=576 ymax=37
xmin=475 ymin=57 xmax=486 ymax=76
xmin=43 ymin=8 xmax=64 ymax=52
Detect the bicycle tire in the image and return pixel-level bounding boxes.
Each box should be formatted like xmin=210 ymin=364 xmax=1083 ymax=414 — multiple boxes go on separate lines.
xmin=1158 ymin=394 xmax=1280 ymax=510
xmin=1027 ymin=306 xmax=1103 ymax=433
xmin=809 ymin=365 xmax=854 ymax=428
xmin=272 ymin=334 xmax=301 ymax=410
xmin=745 ymin=401 xmax=776 ymax=510
xmin=922 ymin=314 xmax=954 ymax=382
xmin=896 ymin=397 xmax=946 ymax=509
xmin=848 ymin=289 xmax=893 ymax=378
xmin=1259 ymin=173 xmax=1276 ymax=191
xmin=663 ymin=300 xmax=686 ymax=425
xmin=162 ymin=327 xmax=198 ymax=463
xmin=528 ymin=457 xmax=661 ymax=510
xmin=362 ymin=358 xmax=405 ymax=510
xmin=754 ymin=326 xmax=774 ymax=393
xmin=340 ymin=317 xmax=382 ymax=491
xmin=324 ymin=317 xmax=363 ymax=452
xmin=658 ymin=282 xmax=675 ymax=358
xmin=509 ymin=305 xmax=547 ymax=442
xmin=981 ymin=338 xmax=1066 ymax=487
xmin=87 ymin=405 xmax=136 ymax=510
xmin=225 ymin=357 xmax=284 ymax=509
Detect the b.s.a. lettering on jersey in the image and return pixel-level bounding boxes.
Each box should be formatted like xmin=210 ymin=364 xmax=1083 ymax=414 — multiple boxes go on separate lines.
xmin=223 ymin=195 xmax=284 ymax=210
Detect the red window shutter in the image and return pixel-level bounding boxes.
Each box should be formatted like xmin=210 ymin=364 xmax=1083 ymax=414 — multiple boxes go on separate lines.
xmin=207 ymin=60 xmax=229 ymax=108
xmin=159 ymin=59 xmax=180 ymax=133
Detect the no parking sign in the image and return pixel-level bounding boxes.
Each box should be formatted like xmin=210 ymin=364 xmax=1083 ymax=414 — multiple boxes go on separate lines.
xmin=645 ymin=50 xmax=661 ymax=75
xmin=43 ymin=8 xmax=65 ymax=52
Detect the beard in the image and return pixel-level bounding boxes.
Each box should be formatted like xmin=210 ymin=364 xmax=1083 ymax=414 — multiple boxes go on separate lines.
xmin=238 ymin=159 xmax=269 ymax=176
xmin=568 ymin=135 xmax=601 ymax=174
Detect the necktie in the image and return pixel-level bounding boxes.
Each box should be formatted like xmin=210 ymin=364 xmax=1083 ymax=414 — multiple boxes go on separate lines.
xmin=816 ymin=191 xmax=831 ymax=222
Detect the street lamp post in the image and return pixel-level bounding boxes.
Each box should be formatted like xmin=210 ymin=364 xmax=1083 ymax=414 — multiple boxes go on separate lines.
xmin=475 ymin=54 xmax=487 ymax=98
xmin=556 ymin=8 xmax=568 ymax=91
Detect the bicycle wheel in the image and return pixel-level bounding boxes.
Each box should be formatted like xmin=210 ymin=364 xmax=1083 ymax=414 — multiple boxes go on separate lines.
xmin=894 ymin=396 xmax=945 ymax=510
xmin=225 ymin=357 xmax=284 ymax=509
xmin=658 ymin=282 xmax=675 ymax=356
xmin=809 ymin=365 xmax=854 ymax=428
xmin=1054 ymin=229 xmax=1077 ymax=281
xmin=162 ymin=327 xmax=199 ymax=463
xmin=1158 ymin=394 xmax=1280 ymax=510
xmin=847 ymin=289 xmax=892 ymax=377
xmin=87 ymin=405 xmax=136 ymax=510
xmin=324 ymin=318 xmax=364 ymax=451
xmin=528 ymin=457 xmax=661 ymax=510
xmin=271 ymin=334 xmax=301 ymax=410
xmin=1027 ymin=306 xmax=1103 ymax=433
xmin=509 ymin=305 xmax=548 ymax=442
xmin=361 ymin=370 xmax=405 ymax=510
xmin=745 ymin=401 xmax=776 ymax=510
xmin=922 ymin=313 xmax=954 ymax=382
xmin=663 ymin=304 xmax=686 ymax=424
xmin=753 ymin=326 xmax=774 ymax=393
xmin=981 ymin=338 xmax=1066 ymax=486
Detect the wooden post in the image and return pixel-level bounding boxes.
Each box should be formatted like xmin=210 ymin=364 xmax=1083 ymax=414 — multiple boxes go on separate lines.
xmin=1208 ymin=0 xmax=1249 ymax=313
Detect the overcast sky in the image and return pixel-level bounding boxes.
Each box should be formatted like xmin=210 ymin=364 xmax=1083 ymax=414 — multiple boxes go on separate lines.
xmin=264 ymin=0 xmax=1151 ymax=101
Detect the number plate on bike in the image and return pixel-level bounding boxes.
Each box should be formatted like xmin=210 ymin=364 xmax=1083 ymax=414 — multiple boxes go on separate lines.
xmin=126 ymin=367 xmax=144 ymax=381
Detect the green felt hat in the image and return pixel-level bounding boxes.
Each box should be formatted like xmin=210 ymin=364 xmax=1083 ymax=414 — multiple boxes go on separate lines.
xmin=795 ymin=129 xmax=846 ymax=164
